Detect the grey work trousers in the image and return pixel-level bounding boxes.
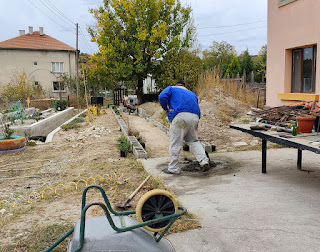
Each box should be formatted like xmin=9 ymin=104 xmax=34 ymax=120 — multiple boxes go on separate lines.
xmin=168 ymin=112 xmax=209 ymax=173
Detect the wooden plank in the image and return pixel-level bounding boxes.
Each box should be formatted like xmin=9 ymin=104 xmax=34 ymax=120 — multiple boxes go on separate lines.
xmin=277 ymin=93 xmax=319 ymax=101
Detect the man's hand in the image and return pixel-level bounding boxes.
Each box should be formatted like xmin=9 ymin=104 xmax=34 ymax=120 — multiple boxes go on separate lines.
xmin=164 ymin=110 xmax=168 ymax=116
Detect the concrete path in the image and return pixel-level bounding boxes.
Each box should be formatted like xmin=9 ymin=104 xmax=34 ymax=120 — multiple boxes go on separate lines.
xmin=141 ymin=148 xmax=320 ymax=252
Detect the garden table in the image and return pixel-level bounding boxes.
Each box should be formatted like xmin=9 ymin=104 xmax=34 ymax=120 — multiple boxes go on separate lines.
xmin=230 ymin=124 xmax=320 ymax=173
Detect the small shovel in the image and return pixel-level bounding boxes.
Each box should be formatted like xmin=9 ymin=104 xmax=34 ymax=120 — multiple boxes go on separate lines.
xmin=116 ymin=175 xmax=151 ymax=210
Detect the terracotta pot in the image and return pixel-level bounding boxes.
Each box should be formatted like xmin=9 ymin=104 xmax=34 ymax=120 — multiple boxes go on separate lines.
xmin=315 ymin=116 xmax=320 ymax=132
xmin=296 ymin=117 xmax=316 ymax=133
xmin=0 ymin=135 xmax=25 ymax=151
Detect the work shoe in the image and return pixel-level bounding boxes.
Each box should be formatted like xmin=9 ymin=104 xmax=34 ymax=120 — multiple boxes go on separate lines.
xmin=162 ymin=168 xmax=180 ymax=174
xmin=201 ymin=163 xmax=210 ymax=172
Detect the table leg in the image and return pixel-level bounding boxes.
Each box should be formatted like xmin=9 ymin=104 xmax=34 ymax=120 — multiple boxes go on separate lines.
xmin=297 ymin=149 xmax=302 ymax=170
xmin=262 ymin=139 xmax=267 ymax=173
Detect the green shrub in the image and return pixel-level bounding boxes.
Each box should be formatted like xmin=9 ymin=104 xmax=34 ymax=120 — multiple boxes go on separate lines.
xmin=161 ymin=111 xmax=170 ymax=128
xmin=117 ymin=136 xmax=133 ymax=156
xmin=61 ymin=117 xmax=85 ymax=131
xmin=50 ymin=99 xmax=68 ymax=111
xmin=4 ymin=124 xmax=14 ymax=139
xmin=72 ymin=117 xmax=85 ymax=123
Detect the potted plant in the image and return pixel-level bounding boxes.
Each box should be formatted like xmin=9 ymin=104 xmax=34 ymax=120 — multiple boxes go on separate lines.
xmin=117 ymin=136 xmax=132 ymax=157
xmin=4 ymin=124 xmax=14 ymax=139
xmin=0 ymin=124 xmax=25 ymax=152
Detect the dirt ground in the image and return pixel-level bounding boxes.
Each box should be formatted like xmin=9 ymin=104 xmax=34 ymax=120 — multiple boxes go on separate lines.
xmin=0 ymin=108 xmax=168 ymax=251
xmin=124 ymin=114 xmax=169 ymax=157
xmin=138 ymin=98 xmax=256 ymax=152
xmin=0 ymin=92 xmax=257 ymax=250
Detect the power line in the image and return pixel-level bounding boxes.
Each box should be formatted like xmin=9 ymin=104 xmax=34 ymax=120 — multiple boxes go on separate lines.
xmin=30 ymin=0 xmax=95 ymax=53
xmin=79 ymin=35 xmax=94 ymax=53
xmin=198 ymin=25 xmax=267 ymax=37
xmin=79 ymin=26 xmax=96 ymax=53
xmin=25 ymin=0 xmax=75 ymax=33
xmin=79 ymin=27 xmax=95 ymax=51
xmin=42 ymin=0 xmax=75 ymax=26
xmin=36 ymin=0 xmax=75 ymax=29
xmin=197 ymin=20 xmax=266 ymax=30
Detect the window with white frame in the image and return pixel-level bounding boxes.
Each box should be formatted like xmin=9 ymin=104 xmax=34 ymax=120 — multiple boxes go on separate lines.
xmin=53 ymin=81 xmax=65 ymax=91
xmin=51 ymin=62 xmax=64 ymax=73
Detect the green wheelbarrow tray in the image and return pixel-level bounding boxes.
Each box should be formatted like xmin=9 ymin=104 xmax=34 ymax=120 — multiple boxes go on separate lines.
xmin=43 ymin=185 xmax=187 ymax=252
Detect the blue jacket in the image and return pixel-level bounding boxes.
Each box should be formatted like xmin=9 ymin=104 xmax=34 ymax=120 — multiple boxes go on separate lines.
xmin=158 ymin=86 xmax=201 ymax=122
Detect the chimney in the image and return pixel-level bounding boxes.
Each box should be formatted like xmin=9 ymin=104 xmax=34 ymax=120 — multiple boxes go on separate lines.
xmin=19 ymin=30 xmax=25 ymax=36
xmin=39 ymin=27 xmax=44 ymax=35
xmin=28 ymin=26 xmax=33 ymax=35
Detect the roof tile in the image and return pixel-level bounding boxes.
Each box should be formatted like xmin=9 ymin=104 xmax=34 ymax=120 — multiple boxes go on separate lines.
xmin=0 ymin=31 xmax=76 ymax=51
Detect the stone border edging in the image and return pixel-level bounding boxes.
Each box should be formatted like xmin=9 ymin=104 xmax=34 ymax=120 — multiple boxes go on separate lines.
xmin=111 ymin=108 xmax=148 ymax=159
xmin=137 ymin=108 xmax=170 ymax=136
xmin=45 ymin=109 xmax=87 ymax=143
xmin=137 ymin=108 xmax=215 ymax=153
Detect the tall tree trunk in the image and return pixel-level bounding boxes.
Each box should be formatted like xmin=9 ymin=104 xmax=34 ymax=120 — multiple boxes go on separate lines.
xmin=137 ymin=78 xmax=143 ymax=104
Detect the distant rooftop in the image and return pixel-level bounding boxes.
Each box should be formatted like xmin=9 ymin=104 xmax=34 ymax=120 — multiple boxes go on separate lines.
xmin=0 ymin=27 xmax=76 ymax=51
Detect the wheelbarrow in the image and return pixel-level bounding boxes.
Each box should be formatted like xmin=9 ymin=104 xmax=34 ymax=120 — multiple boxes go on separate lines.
xmin=43 ymin=185 xmax=187 ymax=252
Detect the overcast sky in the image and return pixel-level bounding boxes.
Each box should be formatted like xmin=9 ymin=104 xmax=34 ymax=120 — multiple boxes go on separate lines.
xmin=0 ymin=0 xmax=267 ymax=55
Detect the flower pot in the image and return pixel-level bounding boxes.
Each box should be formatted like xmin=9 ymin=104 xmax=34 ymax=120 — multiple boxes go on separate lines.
xmin=0 ymin=135 xmax=25 ymax=152
xmin=315 ymin=116 xmax=320 ymax=132
xmin=120 ymin=150 xmax=127 ymax=157
xmin=296 ymin=116 xmax=316 ymax=133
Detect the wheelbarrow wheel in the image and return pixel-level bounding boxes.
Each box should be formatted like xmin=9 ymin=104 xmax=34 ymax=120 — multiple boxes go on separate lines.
xmin=136 ymin=189 xmax=178 ymax=232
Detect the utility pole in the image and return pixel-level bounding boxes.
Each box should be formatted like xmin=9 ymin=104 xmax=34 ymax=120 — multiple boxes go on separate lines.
xmin=76 ymin=23 xmax=79 ymax=99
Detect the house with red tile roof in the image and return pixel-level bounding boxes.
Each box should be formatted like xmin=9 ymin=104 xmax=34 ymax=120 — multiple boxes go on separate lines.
xmin=0 ymin=26 xmax=78 ymax=98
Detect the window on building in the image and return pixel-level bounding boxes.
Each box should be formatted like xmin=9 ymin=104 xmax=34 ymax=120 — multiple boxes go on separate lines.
xmin=292 ymin=45 xmax=317 ymax=93
xmin=51 ymin=62 xmax=64 ymax=73
xmin=33 ymin=61 xmax=38 ymax=66
xmin=34 ymin=81 xmax=39 ymax=86
xmin=53 ymin=81 xmax=65 ymax=91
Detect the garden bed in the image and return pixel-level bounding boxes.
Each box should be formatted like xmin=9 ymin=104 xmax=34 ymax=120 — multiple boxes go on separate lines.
xmin=2 ymin=107 xmax=75 ymax=138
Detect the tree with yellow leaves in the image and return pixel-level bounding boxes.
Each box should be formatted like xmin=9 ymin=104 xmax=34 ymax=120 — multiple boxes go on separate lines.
xmin=0 ymin=71 xmax=44 ymax=105
xmin=89 ymin=0 xmax=195 ymax=103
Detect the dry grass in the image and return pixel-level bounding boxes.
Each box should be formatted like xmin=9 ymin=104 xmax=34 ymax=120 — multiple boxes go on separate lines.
xmin=0 ymin=158 xmax=199 ymax=251
xmin=197 ymin=70 xmax=265 ymax=109
xmin=0 ymin=223 xmax=74 ymax=252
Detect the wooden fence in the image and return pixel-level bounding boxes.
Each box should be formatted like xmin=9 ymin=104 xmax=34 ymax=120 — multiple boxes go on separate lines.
xmin=223 ymin=70 xmax=266 ymax=107
xmin=113 ymin=88 xmax=128 ymax=106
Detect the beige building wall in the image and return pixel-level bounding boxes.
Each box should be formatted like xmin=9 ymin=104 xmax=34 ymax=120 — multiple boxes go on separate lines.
xmin=267 ymin=0 xmax=320 ymax=106
xmin=0 ymin=49 xmax=76 ymax=98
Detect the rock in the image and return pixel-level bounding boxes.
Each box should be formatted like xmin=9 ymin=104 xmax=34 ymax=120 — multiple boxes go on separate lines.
xmin=0 ymin=209 xmax=6 ymax=215
xmin=250 ymin=140 xmax=259 ymax=146
xmin=233 ymin=142 xmax=248 ymax=147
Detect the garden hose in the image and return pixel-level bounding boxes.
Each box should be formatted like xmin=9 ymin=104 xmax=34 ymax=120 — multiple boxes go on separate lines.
xmin=0 ymin=173 xmax=129 ymax=209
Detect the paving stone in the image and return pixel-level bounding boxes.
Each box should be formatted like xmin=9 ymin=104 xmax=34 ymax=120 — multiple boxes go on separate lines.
xmin=233 ymin=141 xmax=248 ymax=147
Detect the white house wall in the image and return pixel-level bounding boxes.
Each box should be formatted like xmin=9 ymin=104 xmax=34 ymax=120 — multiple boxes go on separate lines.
xmin=0 ymin=49 xmax=76 ymax=98
xmin=143 ymin=76 xmax=157 ymax=94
